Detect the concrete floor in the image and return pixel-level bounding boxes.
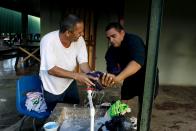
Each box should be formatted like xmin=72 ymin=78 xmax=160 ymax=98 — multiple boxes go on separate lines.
xmin=0 ymin=58 xmax=196 ymax=131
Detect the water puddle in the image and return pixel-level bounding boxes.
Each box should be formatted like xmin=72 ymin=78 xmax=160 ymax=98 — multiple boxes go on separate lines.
xmin=0 ymin=98 xmax=7 ymax=102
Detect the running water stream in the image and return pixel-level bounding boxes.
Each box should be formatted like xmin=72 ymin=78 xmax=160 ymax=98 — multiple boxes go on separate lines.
xmin=59 ymin=90 xmax=133 ymax=131
xmin=59 ymin=89 xmax=110 ymax=131
xmin=87 ymin=89 xmax=95 ymax=131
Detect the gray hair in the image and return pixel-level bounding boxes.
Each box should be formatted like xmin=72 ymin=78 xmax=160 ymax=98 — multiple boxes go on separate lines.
xmin=59 ymin=14 xmax=82 ymax=33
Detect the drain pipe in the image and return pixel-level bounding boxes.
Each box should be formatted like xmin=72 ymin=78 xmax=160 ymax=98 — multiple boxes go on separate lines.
xmin=139 ymin=0 xmax=164 ymax=130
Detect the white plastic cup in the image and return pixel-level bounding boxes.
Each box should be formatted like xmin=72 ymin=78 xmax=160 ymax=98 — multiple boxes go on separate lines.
xmin=43 ymin=121 xmax=59 ymax=131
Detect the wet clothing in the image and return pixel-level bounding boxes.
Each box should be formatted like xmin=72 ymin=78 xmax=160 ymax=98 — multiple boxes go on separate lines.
xmin=105 ymin=33 xmax=146 ymax=100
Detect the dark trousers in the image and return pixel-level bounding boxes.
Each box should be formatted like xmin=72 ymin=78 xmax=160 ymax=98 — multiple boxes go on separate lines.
xmin=44 ymin=80 xmax=80 ymax=112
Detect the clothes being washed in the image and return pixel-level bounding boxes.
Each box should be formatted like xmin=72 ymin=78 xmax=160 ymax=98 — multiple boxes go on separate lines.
xmin=107 ymin=100 xmax=131 ymax=118
xmin=25 ymin=92 xmax=47 ymax=113
xmin=86 ymin=71 xmax=104 ymax=91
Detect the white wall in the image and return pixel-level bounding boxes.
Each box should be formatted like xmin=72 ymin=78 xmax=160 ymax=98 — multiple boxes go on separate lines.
xmin=95 ymin=12 xmax=118 ymax=72
xmin=158 ymin=19 xmax=196 ymax=86
xmin=124 ymin=0 xmax=196 ymax=86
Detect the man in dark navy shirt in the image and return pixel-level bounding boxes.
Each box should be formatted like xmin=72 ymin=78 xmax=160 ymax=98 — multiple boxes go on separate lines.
xmin=102 ymin=22 xmax=158 ymax=128
xmin=102 ymin=22 xmax=146 ymax=103
xmin=101 ymin=22 xmax=159 ymax=126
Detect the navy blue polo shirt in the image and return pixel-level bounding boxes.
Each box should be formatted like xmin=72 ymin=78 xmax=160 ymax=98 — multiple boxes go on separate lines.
xmin=105 ymin=33 xmax=146 ymax=98
xmin=105 ymin=33 xmax=146 ymax=75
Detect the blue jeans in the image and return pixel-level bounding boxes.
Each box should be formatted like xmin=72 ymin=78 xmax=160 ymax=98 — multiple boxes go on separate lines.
xmin=44 ymin=80 xmax=80 ymax=112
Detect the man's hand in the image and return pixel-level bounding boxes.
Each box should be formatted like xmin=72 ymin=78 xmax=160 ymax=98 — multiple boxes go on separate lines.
xmin=101 ymin=73 xmax=123 ymax=88
xmin=74 ymin=73 xmax=98 ymax=87
xmin=86 ymin=71 xmax=104 ymax=91
xmin=101 ymin=73 xmax=115 ymax=87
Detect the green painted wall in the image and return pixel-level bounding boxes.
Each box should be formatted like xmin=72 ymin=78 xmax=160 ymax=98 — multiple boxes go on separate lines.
xmin=28 ymin=15 xmax=40 ymax=34
xmin=0 ymin=7 xmax=21 ymax=33
xmin=0 ymin=7 xmax=40 ymax=34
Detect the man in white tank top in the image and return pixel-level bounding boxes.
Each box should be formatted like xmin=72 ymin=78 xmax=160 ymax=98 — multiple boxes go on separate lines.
xmin=39 ymin=14 xmax=97 ymax=112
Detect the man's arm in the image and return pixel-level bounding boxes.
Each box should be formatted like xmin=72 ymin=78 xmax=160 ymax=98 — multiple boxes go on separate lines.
xmin=115 ymin=60 xmax=141 ymax=82
xmin=79 ymin=62 xmax=99 ymax=82
xmin=48 ymin=66 xmax=95 ymax=87
xmin=101 ymin=60 xmax=141 ymax=87
xmin=79 ymin=62 xmax=91 ymax=73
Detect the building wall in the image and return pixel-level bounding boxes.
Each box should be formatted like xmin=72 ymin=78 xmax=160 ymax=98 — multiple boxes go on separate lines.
xmin=28 ymin=15 xmax=40 ymax=34
xmin=95 ymin=11 xmax=119 ymax=72
xmin=40 ymin=5 xmax=61 ymax=36
xmin=0 ymin=7 xmax=22 ymax=33
xmin=123 ymin=0 xmax=196 ymax=86
xmin=0 ymin=7 xmax=40 ymax=34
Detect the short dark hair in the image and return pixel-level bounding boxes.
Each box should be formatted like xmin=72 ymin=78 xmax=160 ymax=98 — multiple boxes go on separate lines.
xmin=59 ymin=14 xmax=82 ymax=33
xmin=105 ymin=22 xmax=124 ymax=32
